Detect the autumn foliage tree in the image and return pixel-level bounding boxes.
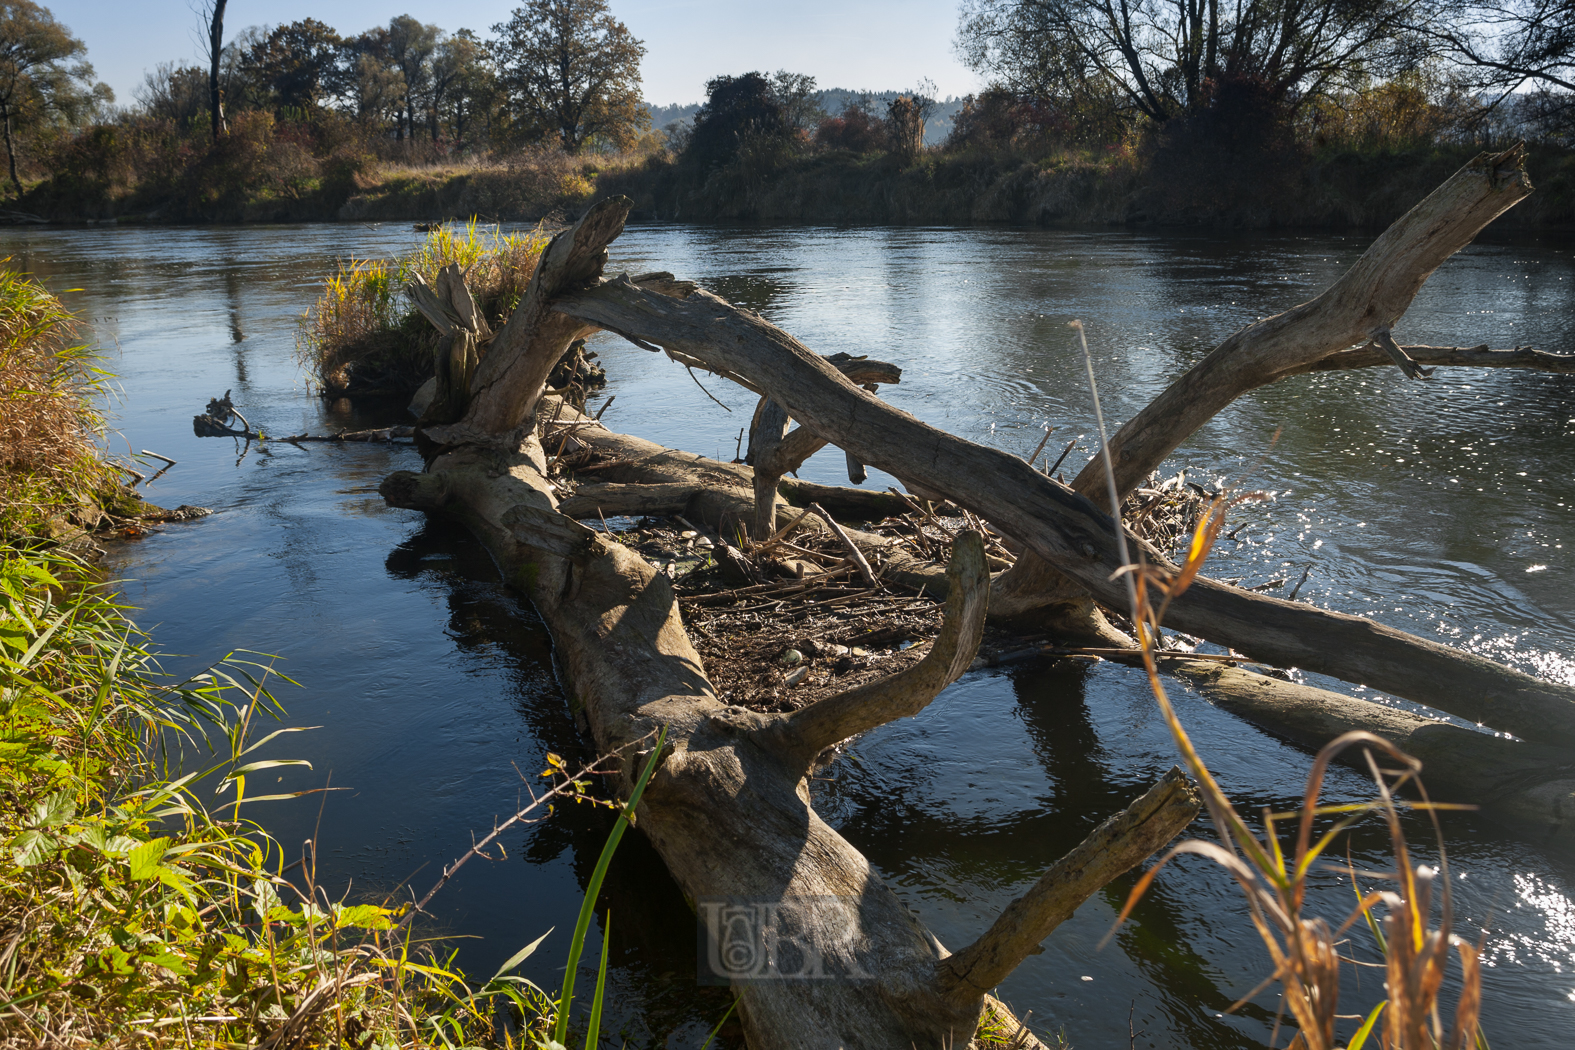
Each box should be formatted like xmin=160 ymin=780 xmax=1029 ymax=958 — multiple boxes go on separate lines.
xmin=491 ymin=0 xmax=647 ymax=152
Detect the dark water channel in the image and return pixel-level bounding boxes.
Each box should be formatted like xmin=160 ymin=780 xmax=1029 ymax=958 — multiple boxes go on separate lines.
xmin=6 ymin=219 xmax=1575 ymax=1048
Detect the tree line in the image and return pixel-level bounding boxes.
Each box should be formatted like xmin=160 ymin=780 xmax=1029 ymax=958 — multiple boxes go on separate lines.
xmin=955 ymin=0 xmax=1575 ymax=150
xmin=0 ymin=0 xmax=653 ymax=198
xmin=163 ymin=0 xmax=648 ymax=154
xmin=0 ymin=0 xmax=1570 ymax=211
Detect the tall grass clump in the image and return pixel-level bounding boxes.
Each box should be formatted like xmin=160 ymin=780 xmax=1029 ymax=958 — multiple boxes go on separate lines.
xmin=299 ymin=221 xmax=550 ymax=398
xmin=0 ymin=270 xmax=122 ymax=544
xmin=1068 ymin=321 xmax=1486 ymax=1050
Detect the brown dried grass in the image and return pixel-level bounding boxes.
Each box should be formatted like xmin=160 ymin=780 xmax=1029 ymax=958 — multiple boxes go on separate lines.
xmin=0 ymin=268 xmax=118 ymax=541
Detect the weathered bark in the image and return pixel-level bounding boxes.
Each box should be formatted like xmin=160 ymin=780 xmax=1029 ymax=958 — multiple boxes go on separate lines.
xmin=992 ymin=146 xmax=1535 ymax=616
xmin=546 ymin=400 xmax=913 ymax=527
xmin=207 ymin=0 xmax=228 ymax=141
xmin=386 ymin=202 xmax=1200 ymax=1048
xmin=552 ymin=265 xmax=1575 ymax=746
xmin=1122 ymin=655 xmax=1575 ymax=834
xmin=451 ymin=199 xmax=697 ymax=438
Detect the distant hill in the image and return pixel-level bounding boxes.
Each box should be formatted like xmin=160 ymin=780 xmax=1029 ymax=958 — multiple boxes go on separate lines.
xmin=645 ymin=90 xmax=969 ymax=145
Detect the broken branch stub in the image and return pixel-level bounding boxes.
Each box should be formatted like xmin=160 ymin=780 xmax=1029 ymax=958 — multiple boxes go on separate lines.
xmin=458 ymin=197 xmax=633 ymax=435
xmin=745 ymin=354 xmax=904 ymax=539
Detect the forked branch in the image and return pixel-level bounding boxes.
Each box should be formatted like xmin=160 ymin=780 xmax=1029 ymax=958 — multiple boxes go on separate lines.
xmin=552 ymin=273 xmax=1575 ymax=744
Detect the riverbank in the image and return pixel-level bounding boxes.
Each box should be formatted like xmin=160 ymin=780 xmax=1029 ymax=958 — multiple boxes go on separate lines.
xmin=0 ymin=269 xmax=605 ymax=1048
xmin=20 ymin=139 xmax=1575 ymax=231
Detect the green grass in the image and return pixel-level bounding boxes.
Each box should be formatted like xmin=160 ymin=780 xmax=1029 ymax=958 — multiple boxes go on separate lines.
xmin=0 ymin=543 xmax=678 ymax=1049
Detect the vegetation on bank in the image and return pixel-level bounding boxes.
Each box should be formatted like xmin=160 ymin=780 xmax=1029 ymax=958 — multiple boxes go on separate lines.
xmin=15 ymin=74 xmax=1575 ymax=230
xmin=3 ymin=0 xmax=1571 ymax=228
xmin=0 ymin=270 xmax=664 ymax=1048
xmin=0 ymin=543 xmax=642 ymax=1048
xmin=0 ymin=267 xmax=136 ymax=544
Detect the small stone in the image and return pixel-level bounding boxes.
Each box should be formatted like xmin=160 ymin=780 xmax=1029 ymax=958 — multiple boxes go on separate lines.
xmin=785 ymin=666 xmax=809 ymax=687
xmin=695 ymin=536 xmax=714 ymax=549
xmin=680 ymin=530 xmax=698 ymax=539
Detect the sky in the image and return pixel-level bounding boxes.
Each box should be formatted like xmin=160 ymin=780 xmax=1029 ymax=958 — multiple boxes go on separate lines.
xmin=46 ymin=1 xmax=984 ymax=108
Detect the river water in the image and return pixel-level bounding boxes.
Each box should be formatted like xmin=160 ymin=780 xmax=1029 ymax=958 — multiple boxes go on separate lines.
xmin=6 ymin=219 xmax=1574 ymax=1048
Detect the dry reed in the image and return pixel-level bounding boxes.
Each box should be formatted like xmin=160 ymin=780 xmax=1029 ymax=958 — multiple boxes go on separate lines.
xmin=0 ymin=268 xmax=119 ymax=541
xmin=1056 ymin=317 xmax=1486 ymax=1050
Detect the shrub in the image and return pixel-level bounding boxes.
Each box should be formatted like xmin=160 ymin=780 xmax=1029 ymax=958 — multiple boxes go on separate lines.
xmin=814 ymin=103 xmax=886 ymax=153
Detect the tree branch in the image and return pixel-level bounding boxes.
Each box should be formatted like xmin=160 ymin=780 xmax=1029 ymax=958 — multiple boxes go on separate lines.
xmin=933 ymin=766 xmax=1200 ymax=1006
xmin=551 ymin=271 xmax=1575 ymax=744
xmin=1288 ymin=342 xmax=1575 ymax=376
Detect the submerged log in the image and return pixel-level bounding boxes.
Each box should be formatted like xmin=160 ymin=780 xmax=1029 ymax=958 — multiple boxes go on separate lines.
xmin=382 ymin=200 xmax=1201 ymax=1047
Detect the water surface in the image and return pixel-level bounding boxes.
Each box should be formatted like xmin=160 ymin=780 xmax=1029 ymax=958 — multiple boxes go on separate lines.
xmin=6 ymin=218 xmax=1574 ymax=1048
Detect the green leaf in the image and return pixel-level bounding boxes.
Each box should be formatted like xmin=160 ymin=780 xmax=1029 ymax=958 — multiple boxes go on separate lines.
xmin=585 ymin=912 xmax=610 ymax=1049
xmin=335 ymin=904 xmax=395 ymax=930
xmin=1348 ymin=1000 xmax=1386 ymax=1050
xmin=554 ymin=725 xmax=667 ymax=1045
xmin=217 ymin=758 xmax=313 ymax=792
xmin=95 ymin=944 xmax=135 ymax=975
xmin=490 ymin=928 xmax=553 ymax=983
xmin=10 ymin=829 xmax=55 ymax=867
xmin=157 ymin=865 xmax=198 ymax=904
xmin=31 ymin=790 xmax=75 ymax=829
xmin=144 ymin=950 xmax=194 ymax=976
xmin=127 ymin=837 xmax=171 ymax=881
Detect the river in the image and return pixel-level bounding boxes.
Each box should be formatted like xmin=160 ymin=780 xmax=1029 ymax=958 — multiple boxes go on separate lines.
xmin=6 ymin=219 xmax=1574 ymax=1048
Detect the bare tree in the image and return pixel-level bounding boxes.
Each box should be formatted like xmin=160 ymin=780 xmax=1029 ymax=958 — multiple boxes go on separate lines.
xmin=194 ymin=0 xmax=227 ymax=139
xmin=1414 ymin=0 xmax=1575 ymax=99
xmin=956 ymin=0 xmax=1436 ymax=122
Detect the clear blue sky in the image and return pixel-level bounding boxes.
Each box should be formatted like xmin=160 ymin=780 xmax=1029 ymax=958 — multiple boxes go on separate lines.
xmin=46 ymin=1 xmax=982 ymax=108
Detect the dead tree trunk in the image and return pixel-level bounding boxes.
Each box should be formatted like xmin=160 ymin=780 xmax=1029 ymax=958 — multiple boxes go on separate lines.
xmin=381 ymin=199 xmax=1201 ymax=1048
xmin=539 ymin=398 xmax=1575 ymax=832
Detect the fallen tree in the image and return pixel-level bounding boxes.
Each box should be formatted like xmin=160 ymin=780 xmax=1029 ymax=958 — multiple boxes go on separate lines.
xmin=380 ymin=202 xmax=1202 ymax=1048
xmin=377 ymin=147 xmax=1575 ymax=1042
